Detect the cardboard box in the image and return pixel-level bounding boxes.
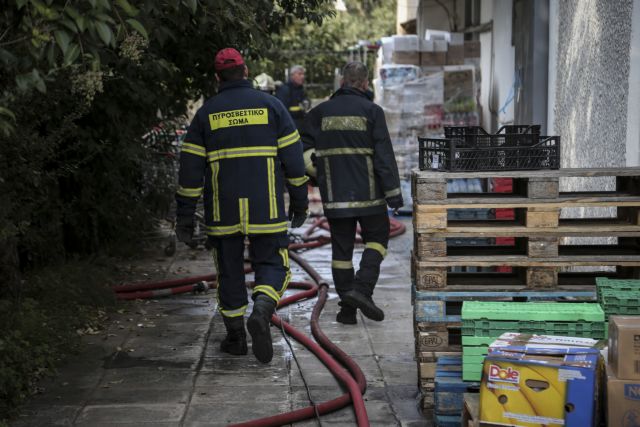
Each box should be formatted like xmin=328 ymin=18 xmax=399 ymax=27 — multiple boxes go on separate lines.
xmin=464 ymin=40 xmax=481 ymax=58
xmin=420 ymin=51 xmax=446 ymax=67
xmin=393 ymin=34 xmax=419 ymax=51
xmin=434 ymin=40 xmax=448 ymax=52
xmin=480 ymin=334 xmax=602 ymax=427
xmin=446 ymin=44 xmax=464 ymax=65
xmin=391 ymin=51 xmax=420 ymax=66
xmin=419 ymin=39 xmax=434 ymax=52
xmin=607 ymin=365 xmax=640 ymax=427
xmin=609 ymin=316 xmax=640 ymax=380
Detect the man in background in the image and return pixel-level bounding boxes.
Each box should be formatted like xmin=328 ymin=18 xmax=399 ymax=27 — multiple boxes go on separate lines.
xmin=276 ymin=65 xmax=309 ymax=130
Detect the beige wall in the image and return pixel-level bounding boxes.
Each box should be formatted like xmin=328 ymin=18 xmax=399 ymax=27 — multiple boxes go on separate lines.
xmin=397 ymin=0 xmax=419 ymax=34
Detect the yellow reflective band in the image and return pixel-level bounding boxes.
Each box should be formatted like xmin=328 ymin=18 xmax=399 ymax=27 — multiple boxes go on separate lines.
xmin=321 ymin=116 xmax=367 ymax=131
xmin=209 ymin=108 xmax=268 ymax=130
xmin=207 ymin=224 xmax=242 ymax=236
xmin=324 ymin=161 xmax=333 ymax=201
xmin=332 ymin=259 xmax=354 ymax=269
xmin=220 ymin=304 xmax=248 ymax=318
xmin=385 ymin=188 xmax=402 ymax=198
xmin=248 ymin=222 xmax=288 ymax=234
xmin=315 ymin=148 xmax=373 ymax=157
xmin=267 ymin=158 xmax=277 ymax=219
xmin=207 ymin=222 xmax=287 ymax=236
xmin=278 ymin=248 xmax=291 ymax=296
xmin=366 ymin=157 xmax=375 ymax=199
xmin=211 ymin=162 xmax=220 ymax=221
xmin=181 ymin=142 xmax=207 ymax=157
xmin=207 ymin=146 xmax=277 ymax=162
xmin=365 ymin=242 xmax=387 ymax=258
xmin=287 ymin=176 xmax=309 ymax=187
xmin=253 ymin=285 xmax=280 ymax=303
xmin=277 ymin=130 xmax=301 ymax=149
xmin=289 ymin=106 xmax=303 ymax=112
xmin=324 ymin=199 xmax=386 ymax=209
xmin=176 ymin=186 xmax=203 ymax=198
xmin=239 ymin=198 xmax=249 ymax=235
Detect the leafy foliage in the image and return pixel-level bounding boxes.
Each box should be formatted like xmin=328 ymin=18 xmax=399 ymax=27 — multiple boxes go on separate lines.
xmin=0 ymin=0 xmax=334 ymax=417
xmin=0 ymin=260 xmax=115 ymax=419
xmin=247 ymin=0 xmax=396 ymax=97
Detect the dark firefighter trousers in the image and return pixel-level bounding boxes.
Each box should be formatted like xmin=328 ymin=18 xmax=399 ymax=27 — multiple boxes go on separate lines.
xmin=209 ymin=234 xmax=290 ymax=318
xmin=328 ymin=213 xmax=390 ymax=299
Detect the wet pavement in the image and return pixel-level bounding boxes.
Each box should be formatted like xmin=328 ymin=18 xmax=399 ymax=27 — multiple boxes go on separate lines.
xmin=11 ymin=217 xmax=428 ymax=426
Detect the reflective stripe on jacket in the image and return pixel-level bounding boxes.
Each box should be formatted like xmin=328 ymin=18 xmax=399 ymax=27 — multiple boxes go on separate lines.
xmin=301 ymin=87 xmax=402 ymax=218
xmin=275 ymin=81 xmax=308 ymax=130
xmin=176 ymin=79 xmax=308 ymax=236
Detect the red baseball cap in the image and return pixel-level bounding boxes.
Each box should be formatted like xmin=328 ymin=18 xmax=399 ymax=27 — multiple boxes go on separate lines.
xmin=215 ymin=48 xmax=245 ymax=71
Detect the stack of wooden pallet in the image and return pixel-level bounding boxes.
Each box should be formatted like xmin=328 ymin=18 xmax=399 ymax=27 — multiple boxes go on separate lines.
xmin=411 ymin=167 xmax=640 ymax=418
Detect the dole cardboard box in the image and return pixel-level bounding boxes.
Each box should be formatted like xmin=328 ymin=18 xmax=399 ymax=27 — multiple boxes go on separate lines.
xmin=479 ymin=333 xmax=603 ymax=427
xmin=609 ymin=315 xmax=640 ymax=380
xmin=607 ymin=364 xmax=640 ymax=427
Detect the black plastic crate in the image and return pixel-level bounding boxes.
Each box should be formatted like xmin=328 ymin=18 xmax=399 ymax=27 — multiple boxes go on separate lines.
xmin=419 ymin=126 xmax=560 ymax=172
xmin=444 ymin=125 xmax=541 ymax=147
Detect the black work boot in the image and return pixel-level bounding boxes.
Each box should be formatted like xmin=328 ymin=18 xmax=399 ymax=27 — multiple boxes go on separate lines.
xmin=336 ymin=301 xmax=357 ymax=325
xmin=247 ymin=295 xmax=276 ymax=363
xmin=220 ymin=316 xmax=248 ymax=356
xmin=342 ymin=290 xmax=384 ymax=321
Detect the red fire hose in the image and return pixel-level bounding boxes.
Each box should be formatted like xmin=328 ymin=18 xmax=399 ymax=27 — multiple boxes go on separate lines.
xmin=112 ymin=216 xmax=406 ymax=426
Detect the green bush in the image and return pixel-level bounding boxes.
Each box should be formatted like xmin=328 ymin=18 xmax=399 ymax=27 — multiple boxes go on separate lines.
xmin=0 ymin=0 xmax=335 ymax=418
xmin=0 ymin=260 xmax=115 ymax=418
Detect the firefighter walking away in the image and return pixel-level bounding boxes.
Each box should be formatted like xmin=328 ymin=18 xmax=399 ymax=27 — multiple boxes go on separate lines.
xmin=175 ymin=48 xmax=309 ymax=363
xmin=302 ymin=61 xmax=403 ymax=324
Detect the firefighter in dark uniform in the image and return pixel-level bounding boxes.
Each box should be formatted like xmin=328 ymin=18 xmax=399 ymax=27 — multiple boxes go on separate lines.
xmin=301 ymin=61 xmax=402 ymax=324
xmin=275 ymin=65 xmax=309 ymax=130
xmin=175 ymin=48 xmax=309 ymax=363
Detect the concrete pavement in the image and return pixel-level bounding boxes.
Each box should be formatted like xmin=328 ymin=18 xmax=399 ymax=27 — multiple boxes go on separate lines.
xmin=11 ymin=217 xmax=428 ymax=427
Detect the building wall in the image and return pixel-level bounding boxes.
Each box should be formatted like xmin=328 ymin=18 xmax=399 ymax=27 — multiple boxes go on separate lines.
xmin=551 ymin=0 xmax=634 ymax=170
xmin=397 ymin=0 xmax=420 ymax=34
xmin=479 ymin=0 xmax=516 ymax=131
xmin=416 ymin=0 xmax=466 ymax=37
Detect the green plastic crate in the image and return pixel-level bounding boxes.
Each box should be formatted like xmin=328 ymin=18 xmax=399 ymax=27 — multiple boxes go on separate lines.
xmin=596 ymin=277 xmax=640 ymax=301
xmin=461 ymin=301 xmax=605 ymax=322
xmin=462 ymin=354 xmax=486 ymax=364
xmin=463 ymin=346 xmax=489 ymax=356
xmin=462 ymin=365 xmax=483 ymax=382
xmin=461 ymin=336 xmax=497 ymax=346
xmin=462 ymin=319 xmax=606 ymax=336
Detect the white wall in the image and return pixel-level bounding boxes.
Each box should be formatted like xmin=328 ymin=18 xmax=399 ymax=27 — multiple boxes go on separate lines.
xmin=479 ymin=0 xmax=516 ymax=131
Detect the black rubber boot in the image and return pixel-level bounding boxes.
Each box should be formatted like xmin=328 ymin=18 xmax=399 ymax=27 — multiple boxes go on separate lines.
xmin=342 ymin=290 xmax=384 ymax=321
xmin=247 ymin=295 xmax=276 ymax=363
xmin=336 ymin=301 xmax=357 ymax=325
xmin=220 ymin=316 xmax=248 ymax=356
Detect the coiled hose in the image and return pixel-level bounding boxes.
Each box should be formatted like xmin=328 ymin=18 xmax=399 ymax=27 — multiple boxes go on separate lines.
xmin=113 ymin=216 xmax=406 ymax=426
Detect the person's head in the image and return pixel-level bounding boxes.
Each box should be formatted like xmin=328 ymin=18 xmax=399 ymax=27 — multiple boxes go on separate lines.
xmin=289 ymin=65 xmax=305 ymax=86
xmin=214 ymin=48 xmax=248 ymax=82
xmin=341 ymin=61 xmax=369 ymax=91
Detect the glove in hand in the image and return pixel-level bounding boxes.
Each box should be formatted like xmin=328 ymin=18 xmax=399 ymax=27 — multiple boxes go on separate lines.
xmin=288 ymin=207 xmax=308 ymax=228
xmin=386 ymin=194 xmax=404 ymax=209
xmin=175 ymin=216 xmax=194 ymax=244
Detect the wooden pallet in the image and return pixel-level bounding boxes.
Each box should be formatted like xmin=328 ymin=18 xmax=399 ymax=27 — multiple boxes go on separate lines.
xmin=415 ymin=235 xmax=640 ymax=258
xmin=412 ymin=253 xmax=640 ymax=289
xmin=413 ymin=288 xmax=596 ymax=302
xmin=415 ymin=323 xmax=462 ymax=353
xmin=417 ymin=350 xmax=462 ymax=381
xmin=412 ymin=167 xmax=640 ymax=202
xmin=413 ymin=168 xmax=640 ymax=236
xmin=461 ymin=393 xmax=480 ymax=427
